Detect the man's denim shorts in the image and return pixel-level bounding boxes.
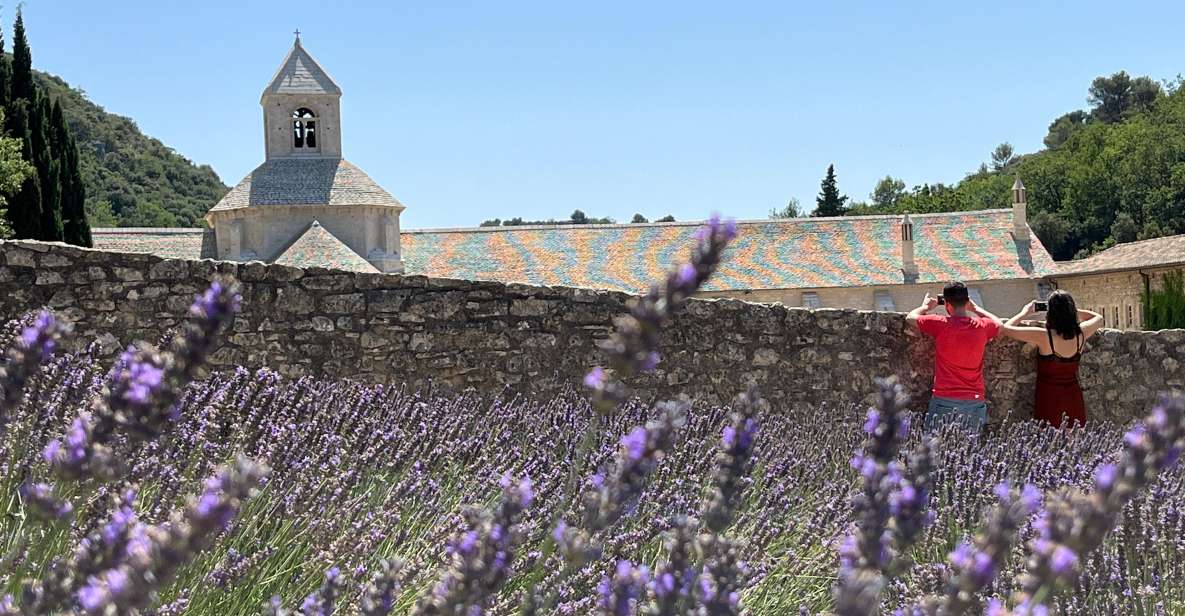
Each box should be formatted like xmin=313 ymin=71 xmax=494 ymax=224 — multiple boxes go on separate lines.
xmin=925 ymin=397 xmax=988 ymax=433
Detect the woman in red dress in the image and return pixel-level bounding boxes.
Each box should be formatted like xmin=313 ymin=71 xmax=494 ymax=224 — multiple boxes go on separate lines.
xmin=1002 ymin=291 xmax=1104 ymax=427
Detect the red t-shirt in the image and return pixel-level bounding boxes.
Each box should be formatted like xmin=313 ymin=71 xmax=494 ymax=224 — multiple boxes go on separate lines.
xmin=916 ymin=314 xmax=1000 ymax=400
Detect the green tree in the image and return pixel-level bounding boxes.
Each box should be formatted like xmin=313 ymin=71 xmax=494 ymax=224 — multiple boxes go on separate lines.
xmin=1142 ymin=271 xmax=1185 ymax=330
xmin=0 ymin=110 xmax=34 ymax=237
xmin=769 ymin=197 xmax=801 ymax=219
xmin=0 ymin=21 xmax=10 ymax=111
xmin=813 ymin=164 xmax=848 ymax=217
xmin=655 ymin=215 xmax=676 ymax=222
xmin=631 ymin=213 xmax=648 ymax=223
xmin=990 ymin=142 xmax=1016 ymax=171
xmin=1110 ymin=212 xmax=1139 ymax=244
xmin=53 ymin=100 xmax=90 ymax=245
xmin=1088 ymin=71 xmax=1162 ymax=123
xmin=30 ymin=92 xmax=62 ymax=241
xmin=4 ymin=103 xmax=39 ymax=239
xmin=1044 ymin=110 xmax=1090 ymax=149
xmin=870 ymin=176 xmax=906 ymax=210
xmin=84 ymin=199 xmax=118 ymax=228
xmin=9 ymin=9 xmax=32 ymax=103
xmin=570 ymin=209 xmax=588 ymax=224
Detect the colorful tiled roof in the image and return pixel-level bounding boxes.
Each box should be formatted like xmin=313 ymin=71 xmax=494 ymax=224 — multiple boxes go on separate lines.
xmin=272 ymin=221 xmax=378 ymax=273
xmin=263 ymin=38 xmax=341 ymax=98
xmin=400 ymin=210 xmax=1054 ymax=292
xmin=207 ymin=159 xmax=404 ymax=214
xmin=1056 ymin=233 xmax=1185 ymax=276
xmin=90 ymin=228 xmax=214 ymax=260
xmin=91 ymin=210 xmax=1054 ymax=291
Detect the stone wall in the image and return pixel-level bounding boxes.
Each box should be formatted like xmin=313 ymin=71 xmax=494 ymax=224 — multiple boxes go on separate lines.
xmin=1 ymin=240 xmax=1182 ymax=424
xmin=1054 ymin=266 xmax=1184 ymax=331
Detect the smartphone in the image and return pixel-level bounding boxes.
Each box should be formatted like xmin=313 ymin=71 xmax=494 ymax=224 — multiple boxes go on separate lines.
xmin=1034 ymin=301 xmax=1048 ymax=312
xmin=936 ymin=297 xmax=945 ymax=305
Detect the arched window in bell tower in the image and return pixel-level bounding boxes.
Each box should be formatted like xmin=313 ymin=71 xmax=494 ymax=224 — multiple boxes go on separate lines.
xmin=292 ymin=108 xmax=318 ymax=150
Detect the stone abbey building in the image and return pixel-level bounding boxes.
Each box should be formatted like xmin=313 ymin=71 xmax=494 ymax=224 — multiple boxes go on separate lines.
xmin=88 ymin=36 xmax=1183 ymax=328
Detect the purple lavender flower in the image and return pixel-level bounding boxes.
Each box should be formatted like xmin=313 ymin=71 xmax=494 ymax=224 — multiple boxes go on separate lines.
xmin=413 ymin=475 xmax=533 ymax=615
xmin=587 ymin=215 xmax=736 ymax=413
xmin=360 ymin=558 xmax=406 ymax=616
xmin=19 ymin=482 xmax=73 ymax=520
xmin=1 ymin=310 xmax=70 ymax=434
xmin=597 ymin=560 xmax=650 ymax=616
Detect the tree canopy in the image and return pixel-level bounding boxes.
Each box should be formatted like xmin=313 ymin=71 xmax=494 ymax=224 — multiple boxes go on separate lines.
xmin=813 ymin=164 xmax=848 ymax=217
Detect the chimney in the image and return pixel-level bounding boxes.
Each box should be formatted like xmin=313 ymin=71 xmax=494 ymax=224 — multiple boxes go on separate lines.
xmin=1012 ymin=176 xmax=1030 ymax=241
xmin=900 ymin=213 xmax=918 ymax=278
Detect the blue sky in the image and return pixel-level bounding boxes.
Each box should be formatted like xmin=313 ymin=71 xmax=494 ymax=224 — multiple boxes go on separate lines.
xmin=21 ymin=1 xmax=1185 ymax=229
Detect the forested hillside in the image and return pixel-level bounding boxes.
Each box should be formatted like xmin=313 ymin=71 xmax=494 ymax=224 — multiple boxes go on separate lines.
xmin=35 ymin=71 xmax=227 ymax=228
xmin=842 ymin=72 xmax=1185 ymax=260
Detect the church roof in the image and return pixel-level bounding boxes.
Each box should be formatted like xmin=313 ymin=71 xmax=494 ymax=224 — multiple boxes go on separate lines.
xmin=398 ymin=210 xmax=1054 ymax=292
xmin=91 ymin=210 xmax=1056 ymax=292
xmin=272 ymin=221 xmax=379 ymax=273
xmin=262 ymin=38 xmax=342 ymax=98
xmin=90 ymin=228 xmax=215 ymax=259
xmin=207 ymin=158 xmax=404 ymax=214
xmin=1055 ymin=233 xmax=1185 ymax=276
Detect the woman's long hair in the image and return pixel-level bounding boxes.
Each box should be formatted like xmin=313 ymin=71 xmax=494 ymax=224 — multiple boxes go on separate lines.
xmin=1046 ymin=290 xmax=1083 ymax=340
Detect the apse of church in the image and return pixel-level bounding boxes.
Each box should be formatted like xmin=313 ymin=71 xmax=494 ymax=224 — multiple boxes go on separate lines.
xmin=203 ymin=33 xmax=405 ymax=274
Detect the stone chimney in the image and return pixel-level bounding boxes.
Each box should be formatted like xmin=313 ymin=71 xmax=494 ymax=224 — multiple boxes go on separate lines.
xmin=900 ymin=213 xmax=918 ymax=278
xmin=1012 ymin=176 xmax=1030 ymax=241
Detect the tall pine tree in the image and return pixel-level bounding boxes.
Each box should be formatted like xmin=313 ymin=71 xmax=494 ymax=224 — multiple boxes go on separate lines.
xmin=31 ymin=92 xmax=62 ymax=241
xmin=0 ymin=23 xmax=10 ymax=110
xmin=813 ymin=164 xmax=849 ymax=217
xmin=10 ymin=9 xmax=32 ymax=102
xmin=5 ymin=103 xmax=40 ymax=239
xmin=52 ymin=100 xmax=89 ymax=246
xmin=3 ymin=8 xmax=70 ymax=242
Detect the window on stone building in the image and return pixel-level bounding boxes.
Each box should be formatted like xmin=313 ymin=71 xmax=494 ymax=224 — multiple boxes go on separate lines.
xmin=874 ymin=290 xmax=895 ymax=311
xmin=968 ymin=286 xmax=984 ymax=308
xmin=1127 ymin=304 xmax=1133 ymax=328
xmin=1113 ymin=306 xmax=1119 ymax=327
xmin=802 ymin=292 xmax=821 ymax=309
xmin=292 ymin=108 xmax=318 ymax=149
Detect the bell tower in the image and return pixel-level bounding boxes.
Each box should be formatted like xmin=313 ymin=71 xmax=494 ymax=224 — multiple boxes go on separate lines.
xmin=261 ymin=31 xmax=343 ymax=160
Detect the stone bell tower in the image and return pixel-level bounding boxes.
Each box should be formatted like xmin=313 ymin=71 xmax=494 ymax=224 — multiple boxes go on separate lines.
xmin=261 ymin=31 xmax=343 ymax=160
xmin=203 ymin=32 xmax=405 ymax=274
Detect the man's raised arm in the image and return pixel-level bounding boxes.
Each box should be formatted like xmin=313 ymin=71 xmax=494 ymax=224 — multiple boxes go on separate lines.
xmin=906 ymin=293 xmax=939 ymax=329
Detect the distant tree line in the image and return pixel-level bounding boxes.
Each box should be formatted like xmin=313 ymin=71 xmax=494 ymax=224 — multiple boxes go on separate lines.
xmin=792 ymin=71 xmax=1185 ymax=260
xmin=0 ymin=9 xmax=89 ymax=245
xmin=480 ymin=210 xmax=675 ymax=227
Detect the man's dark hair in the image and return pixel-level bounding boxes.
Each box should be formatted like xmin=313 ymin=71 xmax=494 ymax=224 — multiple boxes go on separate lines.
xmin=942 ymin=281 xmax=970 ymax=308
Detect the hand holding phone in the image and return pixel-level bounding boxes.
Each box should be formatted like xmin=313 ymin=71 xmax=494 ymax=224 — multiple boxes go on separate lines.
xmin=1034 ymin=301 xmax=1048 ymax=312
xmin=936 ymin=297 xmax=945 ymax=305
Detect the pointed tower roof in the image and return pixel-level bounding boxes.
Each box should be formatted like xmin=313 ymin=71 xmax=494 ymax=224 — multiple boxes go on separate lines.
xmin=273 ymin=221 xmax=379 ymax=273
xmin=1012 ymin=176 xmax=1025 ymax=191
xmin=262 ymin=34 xmax=342 ymax=99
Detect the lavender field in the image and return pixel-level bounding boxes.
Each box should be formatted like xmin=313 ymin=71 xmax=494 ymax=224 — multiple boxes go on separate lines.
xmin=2 ymin=219 xmax=1185 ymax=615
xmin=1 ymin=326 xmax=1183 ymax=614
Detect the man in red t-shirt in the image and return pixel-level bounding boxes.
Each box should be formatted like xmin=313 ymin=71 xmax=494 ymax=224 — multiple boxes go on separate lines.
xmin=906 ymin=281 xmax=1003 ymax=433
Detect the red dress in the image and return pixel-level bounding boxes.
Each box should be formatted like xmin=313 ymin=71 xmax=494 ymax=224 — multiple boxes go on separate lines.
xmin=1034 ymin=330 xmax=1086 ymax=427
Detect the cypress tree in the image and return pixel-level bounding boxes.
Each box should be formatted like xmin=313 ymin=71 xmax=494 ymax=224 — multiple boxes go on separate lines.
xmin=813 ymin=164 xmax=849 ymax=217
xmin=53 ymin=101 xmax=89 ymax=246
xmin=10 ymin=8 xmax=33 ymax=103
xmin=4 ymin=103 xmax=40 ymax=239
xmin=30 ymin=93 xmax=62 ymax=241
xmin=0 ymin=23 xmax=11 ymax=111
